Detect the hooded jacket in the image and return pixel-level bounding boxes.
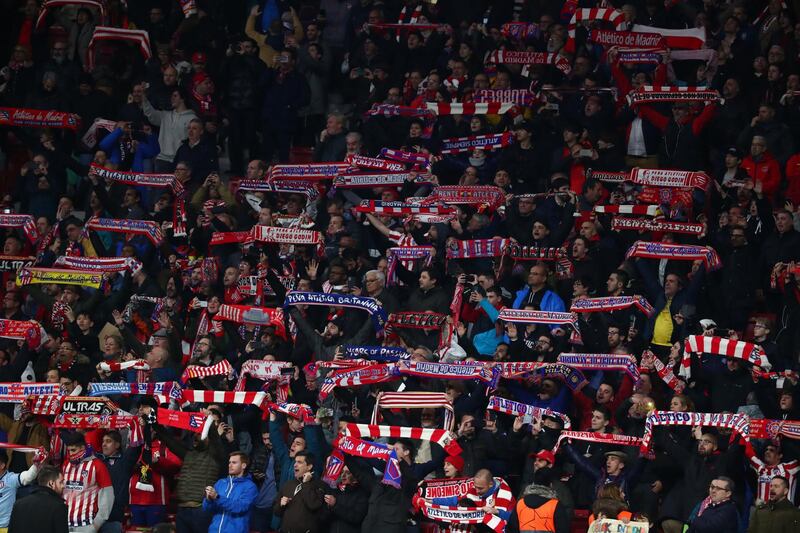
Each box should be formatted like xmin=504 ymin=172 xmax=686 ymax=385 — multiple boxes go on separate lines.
xmin=506 ymin=484 xmax=570 ymax=533
xmin=141 ymin=94 xmax=198 ymax=163
xmin=203 ymin=474 xmax=258 ymax=533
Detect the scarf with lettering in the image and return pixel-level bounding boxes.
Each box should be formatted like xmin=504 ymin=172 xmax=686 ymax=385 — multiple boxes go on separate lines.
xmin=570 ymin=296 xmax=655 ymax=317
xmin=355 ymin=200 xmax=455 ymax=216
xmin=502 ymin=244 xmax=566 ymax=262
xmin=486 ymin=50 xmax=571 ymax=75
xmin=612 ymin=217 xmax=704 ymax=235
xmin=424 ymin=185 xmax=506 ymax=211
xmin=0 ymin=382 xmax=59 ymax=402
xmin=180 ymin=359 xmax=233 ymax=384
xmin=474 ymin=89 xmax=536 ymax=106
xmin=385 ymin=312 xmax=450 ymax=349
xmin=88 ymin=381 xmax=182 ymax=400
xmin=333 ymin=172 xmax=417 ymax=189
xmin=0 ymin=214 xmax=38 ymax=243
xmin=51 ymin=413 xmax=144 ymax=445
xmin=386 ymin=246 xmax=434 ymax=286
xmin=319 ymin=363 xmax=399 ymax=400
xmin=497 ymin=309 xmax=579 ymax=328
xmin=343 ymin=345 xmax=409 ymax=362
xmin=625 ymin=241 xmax=722 ymax=271
xmin=641 ymin=411 xmax=750 ymax=452
xmin=237 ymin=179 xmax=319 ymax=200
xmin=379 ymin=148 xmax=433 ymax=168
xmin=650 ymin=353 xmax=684 ymax=392
xmin=16 ymin=266 xmax=103 ymax=289
xmin=235 ymin=360 xmax=292 ymax=389
xmin=157 ymin=408 xmax=209 ymax=434
xmin=249 ymin=225 xmax=324 ymax=254
xmin=680 ymin=335 xmax=770 ymax=379
xmin=0 ymin=256 xmax=34 ymax=272
xmin=345 ymin=154 xmax=406 ymax=172
xmin=85 ymin=217 xmax=163 ymax=246
xmin=333 ymin=436 xmax=403 ymax=488
xmin=0 ymin=107 xmax=79 ymax=129
xmin=556 ymin=353 xmax=641 ymax=384
xmin=440 ymin=132 xmax=514 ymax=155
xmin=628 ymin=85 xmax=722 ymax=105
xmin=285 ymin=291 xmax=388 ymax=333
xmin=553 ymin=430 xmax=642 ymax=453
xmin=268 ymin=163 xmax=350 ymax=181
xmin=397 ymin=361 xmax=498 ymax=385
xmin=372 ymin=391 xmax=454 ymax=430
xmin=565 ymin=8 xmax=626 ymax=52
xmin=750 ymin=419 xmax=800 ymax=441
xmin=269 ymin=402 xmax=315 ymax=423
xmin=630 ymin=168 xmax=711 ymax=190
xmin=529 ymin=363 xmax=588 ymax=390
xmin=54 ymin=256 xmax=142 ymax=274
xmin=0 ymin=319 xmax=43 ymax=349
xmin=344 ymin=423 xmax=462 ymax=456
xmin=486 ymin=396 xmax=572 ymax=429
xmin=446 ymin=238 xmax=510 ymax=259
xmin=414 ymin=500 xmax=506 ymax=533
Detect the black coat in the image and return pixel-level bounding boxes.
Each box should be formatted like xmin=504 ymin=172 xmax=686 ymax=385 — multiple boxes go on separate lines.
xmin=328 ymin=483 xmax=370 ymax=533
xmin=687 ymin=499 xmax=740 ymax=533
xmin=9 ymin=486 xmax=69 ymax=533
xmin=345 ymin=455 xmax=418 ymax=533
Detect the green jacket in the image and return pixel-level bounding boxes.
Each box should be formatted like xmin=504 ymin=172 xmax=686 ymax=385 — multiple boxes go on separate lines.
xmin=748 ymin=498 xmax=800 ymax=533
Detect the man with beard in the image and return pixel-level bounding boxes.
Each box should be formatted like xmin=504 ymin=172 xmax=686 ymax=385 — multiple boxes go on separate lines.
xmin=288 ymin=308 xmax=376 ymax=362
xmin=748 ymin=476 xmax=800 ymax=532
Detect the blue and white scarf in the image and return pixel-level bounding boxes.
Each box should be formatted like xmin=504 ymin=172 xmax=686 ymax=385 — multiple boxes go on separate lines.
xmin=285 ymin=291 xmax=388 ymax=333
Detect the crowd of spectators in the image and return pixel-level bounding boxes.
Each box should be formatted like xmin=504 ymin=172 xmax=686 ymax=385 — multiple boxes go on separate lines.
xmin=2 ymin=1 xmax=800 ymax=533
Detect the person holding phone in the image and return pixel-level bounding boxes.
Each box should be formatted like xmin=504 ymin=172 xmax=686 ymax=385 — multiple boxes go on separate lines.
xmin=272 ymin=451 xmax=327 ymax=532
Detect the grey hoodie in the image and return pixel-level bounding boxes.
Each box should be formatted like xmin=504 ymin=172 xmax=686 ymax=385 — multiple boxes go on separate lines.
xmin=141 ymin=95 xmax=197 ymax=162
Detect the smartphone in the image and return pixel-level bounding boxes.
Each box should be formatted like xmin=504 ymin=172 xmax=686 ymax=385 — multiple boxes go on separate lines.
xmin=578 ymin=149 xmax=594 ymax=158
xmin=278 ymin=54 xmax=289 ymax=63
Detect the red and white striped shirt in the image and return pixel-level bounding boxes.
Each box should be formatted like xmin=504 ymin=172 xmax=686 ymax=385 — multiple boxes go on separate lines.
xmin=387 ymin=231 xmax=418 ymax=271
xmin=62 ymin=456 xmax=112 ymax=528
xmin=748 ymin=456 xmax=800 ymax=502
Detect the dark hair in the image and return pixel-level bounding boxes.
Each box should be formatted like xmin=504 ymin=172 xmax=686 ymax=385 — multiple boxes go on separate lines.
xmin=772 ymin=475 xmax=789 ymax=488
xmin=420 ymin=267 xmax=440 ymax=285
xmin=37 ymin=465 xmax=62 ymax=486
xmin=395 ymin=438 xmax=416 ymax=461
xmin=230 ymin=451 xmax=249 ymax=469
xmin=295 ymin=451 xmax=315 ymax=468
xmin=715 ymin=475 xmax=735 ymax=493
xmin=610 ymin=269 xmax=629 ymax=287
xmin=592 ymin=405 xmax=612 ymax=421
xmin=104 ymin=430 xmax=122 ymax=446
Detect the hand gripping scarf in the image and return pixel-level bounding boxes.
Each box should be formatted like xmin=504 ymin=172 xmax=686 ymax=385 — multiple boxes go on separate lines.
xmin=526 ymin=363 xmax=588 ymax=391
xmin=16 ymin=267 xmax=104 ymax=289
xmin=249 ymin=225 xmax=323 ymax=254
xmin=570 ymin=296 xmax=655 ymax=317
xmin=414 ymin=476 xmax=513 ymax=533
xmin=750 ymin=419 xmax=800 ymax=441
xmin=268 ymin=162 xmax=350 ymax=181
xmin=85 ymin=217 xmax=163 ymax=246
xmin=213 ymin=304 xmax=286 ymax=338
xmin=343 ymin=345 xmax=410 ymax=362
xmin=397 ymin=361 xmax=497 ymax=385
xmin=0 ymin=382 xmax=59 ymax=402
xmin=385 ymin=312 xmax=450 ymax=350
xmin=414 ymin=499 xmax=506 ymax=533
xmin=501 ymin=244 xmax=566 ymax=262
xmin=51 ymin=413 xmax=144 ymax=446
xmin=446 ymin=238 xmax=510 ymax=260
xmin=553 ymin=430 xmax=642 ymax=453
xmin=284 ymin=291 xmax=388 ymax=333
xmin=180 ymin=389 xmax=268 ymax=409
xmin=425 ymin=102 xmax=515 ymax=115
xmin=345 ymin=154 xmax=406 ymax=172
xmin=318 ymin=363 xmax=399 ymax=400
xmin=485 ymin=50 xmax=571 ymax=75
xmin=181 ymin=359 xmax=233 ymax=384
xmin=238 ymin=179 xmax=319 ymax=200
xmin=680 ymin=335 xmax=771 ymax=379
xmin=556 ymin=353 xmax=641 ymax=384
xmin=0 ymin=107 xmax=79 ymax=130
xmin=631 ymin=25 xmax=706 ymax=50
xmin=641 ymin=411 xmax=750 ymax=452
xmin=343 ymin=423 xmax=463 ymax=456
xmin=486 ymin=395 xmax=572 ymax=429
xmin=269 ymin=402 xmax=315 ymax=423
xmin=36 ymin=0 xmax=106 ymax=30
xmin=379 ymin=148 xmax=432 ymax=167
xmin=0 ymin=320 xmax=44 ymax=349
xmin=630 ymin=167 xmax=711 ymax=191
xmin=234 ymin=360 xmax=292 ymax=390
xmin=386 ymin=246 xmax=434 ymax=286
xmin=54 ymin=256 xmax=142 ymax=275
xmin=0 ymin=214 xmax=38 ymax=243
xmin=647 ymin=351 xmax=684 ymax=392
xmin=423 ymin=185 xmax=506 ymax=211
xmin=98 ymin=359 xmax=151 ymax=373
xmin=625 ymin=241 xmax=722 ymax=271
xmin=612 ymin=217 xmax=705 ymax=236
xmin=474 ymin=89 xmax=536 ymax=106
xmin=439 ymin=132 xmax=514 ymax=155
xmin=0 ymin=256 xmax=34 ymax=272
xmin=628 ymin=85 xmax=721 ymax=105
xmin=566 ymin=8 xmax=626 ymax=52
xmin=501 ymin=22 xmax=542 ymax=40
xmin=333 ymin=436 xmax=402 ymax=488
xmin=372 ymin=391 xmax=454 ymax=431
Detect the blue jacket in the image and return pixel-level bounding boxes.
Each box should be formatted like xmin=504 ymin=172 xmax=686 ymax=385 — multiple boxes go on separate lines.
xmin=203 ymin=474 xmax=258 ymax=533
xmin=512 ymin=287 xmax=565 ymax=312
xmin=253 ymin=452 xmax=277 ymax=510
xmin=473 ymin=299 xmax=502 ymax=356
xmin=98 ymin=127 xmax=159 ymax=172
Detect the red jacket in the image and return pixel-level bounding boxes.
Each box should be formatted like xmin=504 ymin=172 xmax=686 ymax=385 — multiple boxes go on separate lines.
xmin=742 ymin=151 xmax=782 ymax=200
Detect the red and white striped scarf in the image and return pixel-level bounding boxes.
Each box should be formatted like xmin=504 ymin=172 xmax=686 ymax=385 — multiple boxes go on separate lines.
xmin=750 ymin=418 xmax=800 ymax=441
xmin=593 ymin=204 xmax=660 ymax=216
xmin=380 ymin=148 xmax=432 ymax=167
xmin=571 ymin=296 xmax=655 ymax=317
xmin=501 ymin=22 xmax=541 ymax=40
xmin=372 ymin=391 xmax=454 ymax=430
xmin=628 ymin=85 xmax=721 ymax=105
xmin=213 ymin=304 xmax=285 ymax=334
xmin=398 ymin=361 xmax=497 ymax=383
xmin=474 ymin=89 xmax=536 ymax=106
xmin=344 ymin=423 xmax=462 ymax=456
xmin=0 ymin=382 xmax=59 ymax=402
xmin=553 ymin=430 xmax=642 ymax=453
xmin=250 ymin=225 xmax=323 ymax=254
xmin=680 ymin=335 xmax=771 ymax=379
xmin=179 ymin=0 xmax=197 ymax=17
xmin=612 ymin=217 xmax=705 ymax=235
xmin=386 ymin=246 xmax=433 ymax=285
xmin=89 ymin=163 xmax=179 ymax=192
xmin=51 ymin=413 xmax=144 ymax=445
xmin=415 ymin=500 xmax=506 ymax=532
xmin=54 ymin=256 xmax=142 ymax=274
xmin=238 ymin=179 xmax=318 ymax=200
xmin=180 ymin=359 xmax=233 ymax=384
xmin=647 ymin=351 xmax=684 ymax=392
xmin=0 ymin=320 xmax=43 ymax=349
xmin=424 ymin=185 xmax=506 ymax=211
xmin=425 ymin=102 xmax=515 ymax=115
xmin=486 ymin=395 xmax=571 ymax=429
xmin=566 ymin=8 xmax=626 ymax=51
xmin=88 ymin=26 xmax=152 ymax=69
xmin=625 ymin=241 xmax=722 ymax=271
xmin=0 ymin=214 xmax=38 ymax=243
xmin=270 ymin=402 xmax=315 ymax=423
xmin=345 ymin=154 xmax=407 ymax=172
xmin=590 ymin=29 xmax=664 ymax=49
xmin=415 ymin=476 xmax=513 ymax=533
xmin=157 ymin=408 xmax=209 ymax=434
xmin=235 ymin=360 xmax=292 ymax=390
xmin=180 ymin=389 xmax=268 ymax=408
xmin=319 ymin=364 xmax=399 ymax=400
xmin=641 ymin=411 xmax=749 ymax=451
xmin=631 ymin=24 xmax=706 ymax=50
xmin=99 ymin=359 xmax=150 ymax=373
xmin=446 ymin=238 xmax=510 ymax=259
xmin=85 ymin=217 xmax=163 ymax=245
xmin=439 ymin=132 xmax=514 ymax=154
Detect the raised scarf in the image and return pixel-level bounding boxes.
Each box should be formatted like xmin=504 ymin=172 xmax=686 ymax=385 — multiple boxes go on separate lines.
xmin=553 ymin=430 xmax=642 ymax=453
xmin=180 ymin=389 xmax=268 ymax=409
xmin=88 ymin=381 xmax=181 ymax=400
xmin=355 ymin=200 xmax=454 ymax=216
xmin=750 ymin=419 xmax=800 ymax=441
xmin=343 ymin=345 xmax=409 ymax=362
xmin=625 ymin=241 xmax=722 ymax=271
xmin=267 ymin=162 xmax=350 ymax=181
xmin=628 ymin=85 xmax=721 ymax=105
xmin=372 ymin=391 xmax=454 ymax=430
xmin=612 ymin=217 xmax=704 ymax=235
xmin=497 ymin=309 xmax=578 ymax=328
xmin=556 ymin=353 xmax=641 ymax=384
xmin=343 ymin=423 xmax=463 ymax=456
xmin=51 ymin=413 xmax=144 ymax=445
xmin=641 ymin=411 xmax=749 ymax=451
xmin=590 ymin=29 xmax=664 ymax=49
xmin=424 ymin=185 xmax=506 ymax=211
xmin=0 ymin=107 xmax=79 ymax=129
xmin=284 ymin=291 xmax=388 ymax=332
xmin=0 ymin=320 xmax=43 ymax=349
xmin=501 ymin=22 xmax=541 ymax=40
xmin=379 ymin=148 xmax=432 ymax=167
xmin=570 ymin=296 xmax=655 ymax=317
xmin=333 ymin=172 xmax=419 ymax=189
xmin=439 ymin=132 xmax=514 ymax=155
xmin=386 ymin=246 xmax=433 ymax=286
xmin=474 ymin=88 xmax=536 ymax=106
xmin=319 ymin=364 xmax=399 ymax=400
xmin=54 ymin=256 xmax=142 ymax=274
xmin=157 ymin=408 xmax=211 ymax=435
xmin=446 ymin=238 xmax=510 ymax=259
xmin=180 ymin=359 xmax=233 ymax=384
xmin=593 ymin=204 xmax=660 ymax=216
xmin=425 ymin=102 xmax=515 ymax=115
xmin=16 ymin=266 xmax=103 ymax=289
xmin=486 ymin=395 xmax=572 ymax=429
xmin=235 ymin=360 xmax=292 ymax=390
xmin=213 ymin=304 xmax=286 ymax=337
xmin=0 ymin=256 xmax=34 ymax=272
xmin=0 ymin=214 xmax=38 ymax=243
xmin=238 ymin=179 xmax=318 ymax=200
xmin=566 ymin=8 xmax=626 ymax=51
xmin=0 ymin=382 xmax=59 ymax=402
xmin=250 ymin=225 xmax=323 ymax=254
xmin=680 ymin=335 xmax=770 ymax=379
xmin=85 ymin=217 xmax=163 ymax=246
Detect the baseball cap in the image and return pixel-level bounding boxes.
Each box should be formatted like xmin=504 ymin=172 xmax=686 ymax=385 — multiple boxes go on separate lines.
xmin=530 ymin=449 xmax=556 ymax=465
xmin=725 ymin=147 xmax=742 ymax=159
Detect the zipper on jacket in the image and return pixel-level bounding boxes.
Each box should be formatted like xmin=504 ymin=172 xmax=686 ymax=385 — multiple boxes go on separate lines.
xmin=217 ymin=477 xmax=235 ymax=533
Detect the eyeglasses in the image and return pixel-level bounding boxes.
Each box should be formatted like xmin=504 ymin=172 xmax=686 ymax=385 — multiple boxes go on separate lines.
xmin=709 ymin=484 xmax=730 ymax=492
